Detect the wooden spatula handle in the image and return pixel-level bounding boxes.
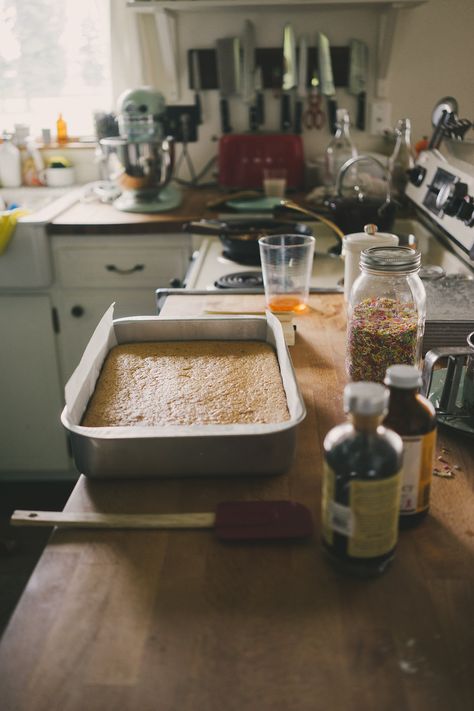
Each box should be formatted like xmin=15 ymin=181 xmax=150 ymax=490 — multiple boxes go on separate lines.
xmin=11 ymin=510 xmax=216 ymax=530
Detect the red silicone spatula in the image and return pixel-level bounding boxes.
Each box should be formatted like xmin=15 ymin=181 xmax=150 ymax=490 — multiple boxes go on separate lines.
xmin=11 ymin=501 xmax=313 ymax=541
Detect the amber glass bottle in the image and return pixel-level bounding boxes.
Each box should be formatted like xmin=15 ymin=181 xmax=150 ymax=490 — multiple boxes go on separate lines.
xmin=384 ymin=364 xmax=437 ymax=528
xmin=56 ymin=113 xmax=68 ymax=144
xmin=322 ymin=382 xmax=403 ymax=577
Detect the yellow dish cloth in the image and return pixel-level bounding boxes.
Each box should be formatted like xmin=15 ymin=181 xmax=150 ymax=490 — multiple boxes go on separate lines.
xmin=0 ymin=208 xmax=30 ymax=255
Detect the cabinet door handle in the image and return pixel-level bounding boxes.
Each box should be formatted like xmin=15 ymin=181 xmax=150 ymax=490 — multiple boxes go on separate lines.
xmin=105 ymin=264 xmax=145 ymax=275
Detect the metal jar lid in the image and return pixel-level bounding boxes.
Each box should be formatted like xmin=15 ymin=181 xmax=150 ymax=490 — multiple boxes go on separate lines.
xmin=360 ymin=246 xmax=421 ymax=273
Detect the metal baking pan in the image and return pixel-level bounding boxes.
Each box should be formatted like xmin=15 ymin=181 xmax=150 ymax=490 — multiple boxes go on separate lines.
xmin=61 ymin=310 xmax=306 ymax=479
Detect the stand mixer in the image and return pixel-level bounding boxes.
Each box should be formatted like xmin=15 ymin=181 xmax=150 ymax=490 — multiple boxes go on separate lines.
xmin=100 ymin=86 xmax=181 ymax=213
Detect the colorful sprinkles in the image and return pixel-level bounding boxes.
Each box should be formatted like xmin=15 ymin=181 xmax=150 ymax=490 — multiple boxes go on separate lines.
xmin=433 ymin=448 xmax=461 ymax=479
xmin=347 ymin=296 xmax=419 ymax=383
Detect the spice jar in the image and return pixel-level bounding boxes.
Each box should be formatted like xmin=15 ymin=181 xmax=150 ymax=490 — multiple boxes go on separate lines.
xmin=346 ymin=246 xmax=426 ymax=383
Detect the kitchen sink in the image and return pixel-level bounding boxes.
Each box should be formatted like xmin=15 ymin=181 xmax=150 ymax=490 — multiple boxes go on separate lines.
xmin=0 ymin=187 xmax=78 ymax=289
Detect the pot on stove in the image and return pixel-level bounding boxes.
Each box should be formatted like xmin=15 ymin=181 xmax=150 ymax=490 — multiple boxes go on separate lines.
xmin=182 ymin=219 xmax=313 ymax=265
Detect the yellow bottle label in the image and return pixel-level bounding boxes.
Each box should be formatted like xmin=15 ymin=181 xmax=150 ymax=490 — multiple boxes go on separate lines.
xmin=322 ymin=462 xmax=401 ymax=558
xmin=400 ymin=430 xmax=436 ymax=514
xmin=348 ymin=475 xmax=401 ymax=558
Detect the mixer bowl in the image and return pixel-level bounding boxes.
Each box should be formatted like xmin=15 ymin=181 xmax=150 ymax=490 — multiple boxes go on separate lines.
xmin=100 ymin=136 xmax=174 ymax=199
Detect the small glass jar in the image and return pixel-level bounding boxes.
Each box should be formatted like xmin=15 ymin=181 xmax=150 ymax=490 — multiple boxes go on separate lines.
xmin=346 ymin=246 xmax=426 ymax=383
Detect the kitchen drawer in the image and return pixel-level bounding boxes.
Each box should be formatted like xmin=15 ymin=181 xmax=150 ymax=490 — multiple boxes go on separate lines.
xmin=52 ymin=236 xmax=191 ymax=288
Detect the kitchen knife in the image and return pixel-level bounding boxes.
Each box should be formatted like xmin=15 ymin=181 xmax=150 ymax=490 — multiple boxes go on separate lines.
xmin=216 ymin=37 xmax=241 ymax=134
xmin=349 ymin=39 xmax=368 ymax=131
xmin=254 ymin=66 xmax=265 ymax=126
xmin=281 ymin=23 xmax=297 ymax=132
xmin=295 ymin=35 xmax=308 ymax=135
xmin=242 ymin=19 xmax=258 ymax=131
xmin=318 ymin=32 xmax=338 ymax=134
xmin=11 ymin=501 xmax=314 ymax=541
xmin=192 ymin=49 xmax=203 ymax=124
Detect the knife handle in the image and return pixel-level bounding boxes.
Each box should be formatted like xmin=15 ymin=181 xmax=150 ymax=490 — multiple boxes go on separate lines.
xmin=327 ymin=98 xmax=338 ymax=135
xmin=356 ymin=91 xmax=366 ymax=131
xmin=249 ymin=104 xmax=259 ymax=132
xmin=281 ymin=94 xmax=292 ymax=132
xmin=220 ymin=98 xmax=232 ymax=134
xmin=294 ymin=99 xmax=303 ymax=135
xmin=195 ymin=92 xmax=202 ymax=125
xmin=256 ymin=92 xmax=265 ymax=126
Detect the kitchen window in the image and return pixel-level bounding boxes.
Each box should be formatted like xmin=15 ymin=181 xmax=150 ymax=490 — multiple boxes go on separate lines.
xmin=0 ymin=0 xmax=113 ymax=139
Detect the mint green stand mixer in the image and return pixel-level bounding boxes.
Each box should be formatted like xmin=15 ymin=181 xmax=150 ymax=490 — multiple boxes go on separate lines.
xmin=100 ymin=86 xmax=181 ymax=213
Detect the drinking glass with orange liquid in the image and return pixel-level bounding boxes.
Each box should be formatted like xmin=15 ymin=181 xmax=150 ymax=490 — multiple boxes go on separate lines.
xmin=258 ymin=234 xmax=315 ymax=314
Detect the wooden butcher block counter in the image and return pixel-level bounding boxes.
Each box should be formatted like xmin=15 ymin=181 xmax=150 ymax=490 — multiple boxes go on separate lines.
xmin=47 ymin=187 xmax=311 ymax=233
xmin=1 ymin=294 xmax=474 ymax=711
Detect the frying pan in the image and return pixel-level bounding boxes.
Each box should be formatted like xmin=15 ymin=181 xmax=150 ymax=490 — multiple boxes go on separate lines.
xmin=183 ymin=219 xmax=313 ymax=264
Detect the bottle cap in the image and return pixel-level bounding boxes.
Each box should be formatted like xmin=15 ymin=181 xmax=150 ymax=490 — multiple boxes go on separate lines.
xmin=384 ymin=364 xmax=422 ymax=389
xmin=343 ymin=382 xmax=389 ymax=416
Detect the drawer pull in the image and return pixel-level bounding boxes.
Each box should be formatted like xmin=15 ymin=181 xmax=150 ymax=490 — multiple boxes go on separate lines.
xmin=71 ymin=305 xmax=85 ymax=318
xmin=105 ymin=264 xmax=145 ymax=275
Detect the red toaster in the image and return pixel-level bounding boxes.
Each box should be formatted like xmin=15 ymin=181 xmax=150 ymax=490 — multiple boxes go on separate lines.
xmin=218 ymin=134 xmax=305 ymax=190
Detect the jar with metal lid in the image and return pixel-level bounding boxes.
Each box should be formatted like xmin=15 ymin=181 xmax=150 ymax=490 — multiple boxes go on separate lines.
xmin=346 ymin=246 xmax=426 ymax=383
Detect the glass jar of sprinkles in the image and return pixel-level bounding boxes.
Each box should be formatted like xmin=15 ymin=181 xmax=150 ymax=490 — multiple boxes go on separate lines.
xmin=346 ymin=246 xmax=426 ymax=383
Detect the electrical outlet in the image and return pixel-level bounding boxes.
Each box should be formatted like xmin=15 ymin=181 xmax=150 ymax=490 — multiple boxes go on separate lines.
xmin=370 ymin=100 xmax=392 ymax=136
xmin=164 ymin=106 xmax=199 ymax=143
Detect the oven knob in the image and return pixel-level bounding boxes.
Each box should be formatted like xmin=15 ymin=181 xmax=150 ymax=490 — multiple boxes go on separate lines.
xmin=435 ymin=180 xmax=468 ymax=215
xmin=408 ymin=165 xmax=426 ymax=187
xmin=456 ymin=196 xmax=474 ymax=224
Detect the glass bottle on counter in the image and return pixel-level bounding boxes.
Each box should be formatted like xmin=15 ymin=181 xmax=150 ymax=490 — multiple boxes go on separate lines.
xmin=346 ymin=246 xmax=426 ymax=384
xmin=388 ymin=118 xmax=415 ymax=204
xmin=56 ymin=113 xmax=68 ymax=144
xmin=324 ymin=108 xmax=358 ymax=189
xmin=383 ymin=364 xmax=437 ymax=528
xmin=322 ymin=382 xmax=403 ymax=577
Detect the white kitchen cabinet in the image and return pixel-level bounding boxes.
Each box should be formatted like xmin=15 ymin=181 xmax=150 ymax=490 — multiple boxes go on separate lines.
xmin=51 ymin=233 xmax=192 ymax=382
xmin=53 ymin=288 xmax=164 ymax=381
xmin=0 ymin=294 xmax=71 ymax=474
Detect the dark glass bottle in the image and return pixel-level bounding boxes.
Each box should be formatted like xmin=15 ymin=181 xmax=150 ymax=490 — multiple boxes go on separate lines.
xmin=322 ymin=382 xmax=403 ymax=577
xmin=383 ymin=364 xmax=437 ymax=528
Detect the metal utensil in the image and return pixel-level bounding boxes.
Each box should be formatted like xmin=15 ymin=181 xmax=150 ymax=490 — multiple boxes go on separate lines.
xmin=303 ymin=71 xmax=325 ymax=130
xmin=281 ymin=23 xmax=297 ymax=132
xmin=349 ymin=39 xmax=368 ymax=130
xmin=242 ymin=19 xmax=258 ymax=131
xmin=216 ymin=37 xmax=241 ymax=134
xmin=318 ymin=32 xmax=337 ymax=134
xmin=295 ymin=35 xmax=308 ymax=134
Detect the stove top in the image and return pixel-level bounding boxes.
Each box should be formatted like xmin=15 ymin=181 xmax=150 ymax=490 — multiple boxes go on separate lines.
xmin=186 ymin=229 xmax=345 ymax=291
xmin=185 ymin=212 xmax=473 ymax=292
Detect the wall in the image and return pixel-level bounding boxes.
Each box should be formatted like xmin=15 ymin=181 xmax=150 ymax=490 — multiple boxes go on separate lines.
xmin=145 ymin=0 xmax=473 ymax=182
xmin=389 ymin=0 xmax=474 ymax=135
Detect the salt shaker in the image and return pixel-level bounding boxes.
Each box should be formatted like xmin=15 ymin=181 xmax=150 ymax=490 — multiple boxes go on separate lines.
xmin=346 ymin=246 xmax=426 ymax=383
xmin=342 ymin=224 xmax=399 ymax=301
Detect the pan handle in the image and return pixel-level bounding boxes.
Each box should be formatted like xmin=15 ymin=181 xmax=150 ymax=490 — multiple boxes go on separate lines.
xmin=273 ymin=200 xmax=344 ymax=244
xmin=182 ymin=220 xmax=228 ymax=235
